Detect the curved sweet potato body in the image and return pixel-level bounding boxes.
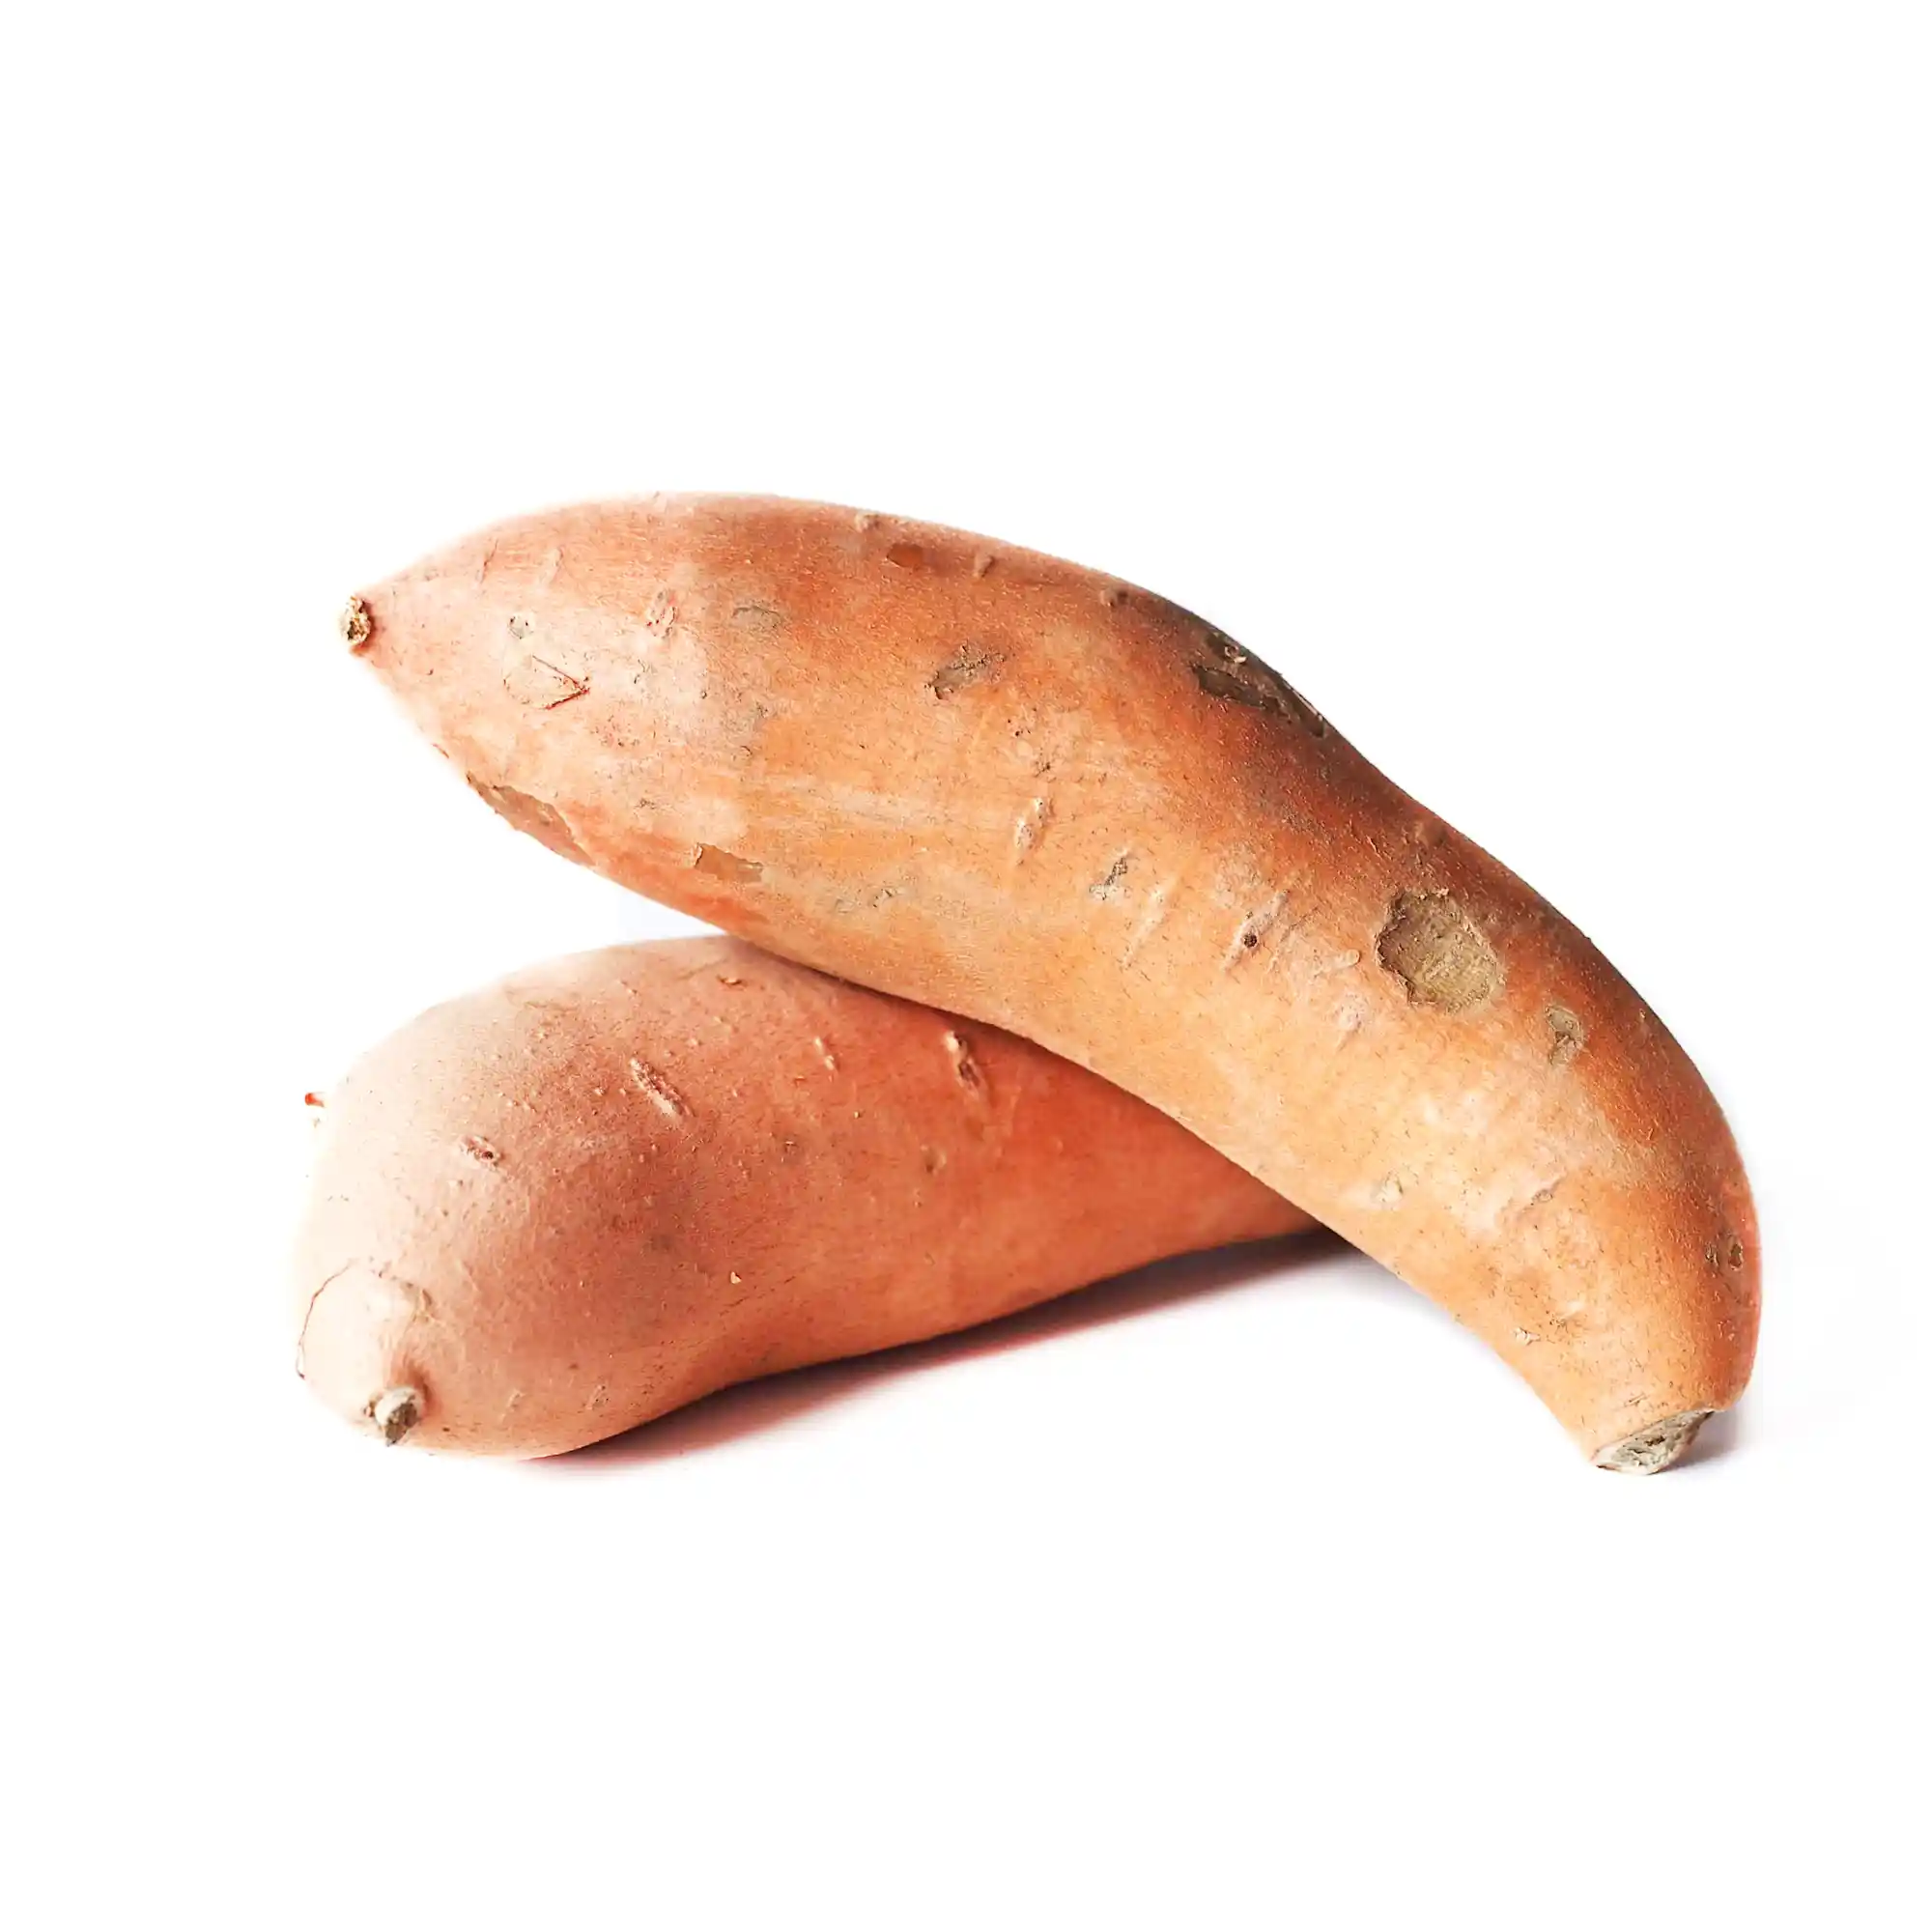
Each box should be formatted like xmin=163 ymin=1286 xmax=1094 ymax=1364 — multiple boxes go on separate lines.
xmin=295 ymin=938 xmax=1305 ymax=1457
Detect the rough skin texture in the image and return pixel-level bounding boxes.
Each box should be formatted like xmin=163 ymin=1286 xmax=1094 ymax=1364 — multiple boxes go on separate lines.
xmin=352 ymin=496 xmax=1761 ymax=1467
xmin=294 ymin=938 xmax=1307 ymax=1457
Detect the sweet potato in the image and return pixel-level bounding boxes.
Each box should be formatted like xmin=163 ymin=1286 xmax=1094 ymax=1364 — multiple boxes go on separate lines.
xmin=348 ymin=496 xmax=1759 ymax=1470
xmin=294 ymin=937 xmax=1306 ymax=1456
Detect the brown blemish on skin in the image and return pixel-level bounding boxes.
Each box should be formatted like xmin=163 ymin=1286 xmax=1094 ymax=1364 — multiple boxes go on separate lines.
xmin=628 ymin=1059 xmax=689 ymax=1120
xmin=1224 ymin=893 xmax=1288 ymax=969
xmin=972 ymin=553 xmax=996 ymax=580
xmin=458 ymin=1135 xmax=500 ymax=1165
xmin=730 ymin=600 xmax=786 ymax=634
xmin=943 ymin=1029 xmax=983 ymax=1093
xmin=1376 ymin=890 xmax=1503 ymax=1012
xmin=467 ymin=778 xmax=590 ymax=866
xmin=641 ymin=589 xmax=676 ymax=639
xmin=1191 ymin=638 xmax=1328 ymax=736
xmin=1728 ymin=1238 xmax=1747 ymax=1270
xmin=339 ymin=597 xmax=374 ymax=651
xmin=885 ymin=541 xmax=925 ymax=570
xmin=507 ymin=612 xmax=534 ymax=640
xmin=922 ymin=1146 xmax=948 ymax=1174
xmin=1090 ymin=852 xmax=1132 ymax=902
xmin=931 ymin=645 xmax=1004 ymax=699
xmin=692 ymin=844 xmax=763 ymax=884
xmin=1547 ymin=1006 xmax=1587 ymax=1065
xmin=503 ymin=655 xmax=588 ymax=707
xmin=1100 ymin=583 xmax=1128 ymax=608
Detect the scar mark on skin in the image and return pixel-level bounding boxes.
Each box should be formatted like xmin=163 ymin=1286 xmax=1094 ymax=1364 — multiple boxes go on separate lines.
xmin=504 ymin=655 xmax=589 ymax=707
xmin=473 ymin=539 xmax=497 ymax=586
xmin=1090 ymin=852 xmax=1132 ymax=902
xmin=931 ymin=645 xmax=1005 ymax=699
xmin=691 ymin=844 xmax=763 ymax=884
xmin=458 ymin=1135 xmax=500 ymax=1165
xmin=1012 ymin=796 xmax=1052 ymax=859
xmin=467 ymin=779 xmax=589 ymax=866
xmin=1224 ymin=893 xmax=1289 ymax=968
xmin=339 ymin=597 xmax=374 ymax=651
xmin=534 ymin=546 xmax=562 ymax=588
xmin=944 ymin=1030 xmax=984 ymax=1094
xmin=641 ymin=589 xmax=676 ymax=639
xmin=1191 ymin=633 xmax=1328 ymax=736
xmin=1520 ymin=1179 xmax=1563 ymax=1216
xmin=730 ymin=600 xmax=786 ymax=634
xmin=1546 ymin=1007 xmax=1586 ymax=1065
xmin=294 ymin=1261 xmax=355 ymax=1378
xmin=629 ymin=1059 xmax=689 ymax=1120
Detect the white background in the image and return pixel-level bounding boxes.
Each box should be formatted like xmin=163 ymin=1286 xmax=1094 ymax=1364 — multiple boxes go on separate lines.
xmin=7 ymin=5 xmax=1927 ymax=1926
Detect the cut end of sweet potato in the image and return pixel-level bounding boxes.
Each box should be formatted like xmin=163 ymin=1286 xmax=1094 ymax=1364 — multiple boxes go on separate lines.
xmin=339 ymin=595 xmax=375 ymax=652
xmin=365 ymin=1385 xmax=424 ymax=1447
xmin=1593 ymin=1408 xmax=1712 ymax=1475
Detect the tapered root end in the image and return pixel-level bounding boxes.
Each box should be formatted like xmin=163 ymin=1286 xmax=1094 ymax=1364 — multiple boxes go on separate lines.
xmin=366 ymin=1386 xmax=424 ymax=1446
xmin=1593 ymin=1408 xmax=1712 ymax=1475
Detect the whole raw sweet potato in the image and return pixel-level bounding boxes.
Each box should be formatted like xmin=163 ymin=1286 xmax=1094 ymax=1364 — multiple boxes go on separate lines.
xmin=294 ymin=937 xmax=1307 ymax=1456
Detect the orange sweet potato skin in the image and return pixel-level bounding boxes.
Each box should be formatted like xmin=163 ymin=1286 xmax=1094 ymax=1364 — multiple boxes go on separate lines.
xmin=350 ymin=496 xmax=1759 ymax=1468
xmin=294 ymin=938 xmax=1306 ymax=1457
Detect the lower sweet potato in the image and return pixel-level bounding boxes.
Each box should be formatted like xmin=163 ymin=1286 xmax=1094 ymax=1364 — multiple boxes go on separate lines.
xmin=294 ymin=937 xmax=1309 ymax=1456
